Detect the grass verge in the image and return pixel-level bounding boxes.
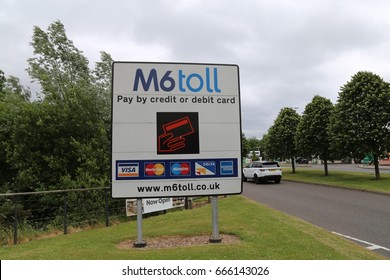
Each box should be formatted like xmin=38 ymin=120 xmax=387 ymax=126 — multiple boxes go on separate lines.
xmin=0 ymin=195 xmax=383 ymax=260
xmin=282 ymin=168 xmax=390 ymax=194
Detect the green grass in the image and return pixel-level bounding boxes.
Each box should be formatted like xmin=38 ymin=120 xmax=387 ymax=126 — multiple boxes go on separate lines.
xmin=0 ymin=195 xmax=383 ymax=260
xmin=282 ymin=168 xmax=390 ymax=194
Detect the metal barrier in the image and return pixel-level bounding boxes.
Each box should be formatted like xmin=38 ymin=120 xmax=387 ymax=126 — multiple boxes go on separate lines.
xmin=0 ymin=187 xmax=126 ymax=245
xmin=0 ymin=188 xmax=204 ymax=246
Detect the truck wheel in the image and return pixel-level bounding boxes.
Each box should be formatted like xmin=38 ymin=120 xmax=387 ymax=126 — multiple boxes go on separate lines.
xmin=254 ymin=175 xmax=260 ymax=184
xmin=274 ymin=178 xmax=281 ymax=184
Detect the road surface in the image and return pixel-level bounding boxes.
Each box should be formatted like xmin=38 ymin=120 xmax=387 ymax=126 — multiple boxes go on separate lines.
xmin=242 ymin=180 xmax=390 ymax=258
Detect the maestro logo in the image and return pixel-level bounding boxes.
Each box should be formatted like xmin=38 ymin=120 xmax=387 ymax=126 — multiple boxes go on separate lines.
xmin=144 ymin=163 xmax=165 ymax=177
xmin=170 ymin=162 xmax=191 ymax=176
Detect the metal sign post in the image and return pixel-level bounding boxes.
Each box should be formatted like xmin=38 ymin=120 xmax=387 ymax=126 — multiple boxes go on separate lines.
xmin=210 ymin=195 xmax=222 ymax=243
xmin=134 ymin=198 xmax=147 ymax=248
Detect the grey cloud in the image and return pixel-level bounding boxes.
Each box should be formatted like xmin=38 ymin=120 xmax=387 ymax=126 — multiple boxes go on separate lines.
xmin=2 ymin=0 xmax=390 ymax=138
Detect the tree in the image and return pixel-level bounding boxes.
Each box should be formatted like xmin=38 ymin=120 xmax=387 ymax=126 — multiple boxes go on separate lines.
xmin=27 ymin=20 xmax=90 ymax=102
xmin=266 ymin=107 xmax=300 ymax=172
xmin=242 ymin=134 xmax=266 ymax=160
xmin=247 ymin=136 xmax=262 ymax=159
xmin=0 ymin=21 xmax=118 ymax=230
xmin=0 ymin=70 xmax=31 ymax=101
xmin=329 ymin=71 xmax=390 ymax=180
xmin=93 ymin=51 xmax=113 ymax=95
xmin=1 ymin=21 xmax=112 ymax=224
xmin=0 ymin=70 xmax=5 ymax=93
xmin=261 ymin=133 xmax=270 ymax=160
xmin=296 ymin=95 xmax=333 ymax=176
xmin=241 ymin=133 xmax=250 ymax=159
xmin=19 ymin=21 xmax=102 ymax=187
xmin=92 ymin=51 xmax=113 ymax=131
xmin=0 ymin=71 xmax=31 ymax=189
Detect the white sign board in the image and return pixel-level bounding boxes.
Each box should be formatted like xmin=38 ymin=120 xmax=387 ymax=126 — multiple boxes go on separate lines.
xmin=111 ymin=62 xmax=242 ymax=198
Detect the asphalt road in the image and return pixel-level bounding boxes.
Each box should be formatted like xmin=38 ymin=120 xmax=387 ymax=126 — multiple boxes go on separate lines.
xmin=242 ymin=180 xmax=390 ymax=258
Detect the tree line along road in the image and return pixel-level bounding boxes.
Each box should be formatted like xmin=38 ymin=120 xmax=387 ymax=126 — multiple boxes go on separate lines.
xmin=242 ymin=180 xmax=390 ymax=258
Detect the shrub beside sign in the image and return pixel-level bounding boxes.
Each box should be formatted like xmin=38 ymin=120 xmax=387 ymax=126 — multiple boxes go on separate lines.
xmin=111 ymin=62 xmax=242 ymax=198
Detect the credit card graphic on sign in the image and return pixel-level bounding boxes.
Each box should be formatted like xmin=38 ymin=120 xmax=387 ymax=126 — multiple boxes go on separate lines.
xmin=157 ymin=112 xmax=199 ymax=154
xmin=162 ymin=116 xmax=195 ymax=138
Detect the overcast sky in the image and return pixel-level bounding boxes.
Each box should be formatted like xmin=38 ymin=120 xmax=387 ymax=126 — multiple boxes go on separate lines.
xmin=2 ymin=0 xmax=390 ymax=138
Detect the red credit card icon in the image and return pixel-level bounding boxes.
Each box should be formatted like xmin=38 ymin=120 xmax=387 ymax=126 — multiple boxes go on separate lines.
xmin=162 ymin=116 xmax=195 ymax=138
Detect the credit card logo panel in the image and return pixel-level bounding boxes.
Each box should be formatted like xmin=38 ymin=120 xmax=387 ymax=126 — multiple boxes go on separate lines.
xmin=144 ymin=162 xmax=165 ymax=177
xmin=117 ymin=162 xmax=139 ymax=179
xmin=195 ymin=161 xmax=216 ymax=175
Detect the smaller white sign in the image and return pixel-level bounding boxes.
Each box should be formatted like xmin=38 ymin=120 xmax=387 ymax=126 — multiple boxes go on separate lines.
xmin=126 ymin=197 xmax=185 ymax=216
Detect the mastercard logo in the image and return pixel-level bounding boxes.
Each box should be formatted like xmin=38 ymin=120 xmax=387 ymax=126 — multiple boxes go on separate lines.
xmin=170 ymin=162 xmax=191 ymax=176
xmin=145 ymin=163 xmax=165 ymax=176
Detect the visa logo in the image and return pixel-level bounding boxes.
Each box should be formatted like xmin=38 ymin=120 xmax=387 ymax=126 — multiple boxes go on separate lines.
xmin=117 ymin=162 xmax=139 ymax=177
xmin=121 ymin=167 xmax=136 ymax=172
xmin=133 ymin=67 xmax=221 ymax=93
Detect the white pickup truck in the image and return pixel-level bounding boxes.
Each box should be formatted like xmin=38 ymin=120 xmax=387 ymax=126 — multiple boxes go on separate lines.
xmin=242 ymin=161 xmax=282 ymax=184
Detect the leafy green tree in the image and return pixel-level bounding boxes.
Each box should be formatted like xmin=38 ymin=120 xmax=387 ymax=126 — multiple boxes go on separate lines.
xmin=261 ymin=133 xmax=269 ymax=160
xmin=266 ymin=107 xmax=300 ymax=172
xmin=5 ymin=94 xmax=110 ymax=191
xmin=241 ymin=133 xmax=250 ymax=159
xmin=330 ymin=71 xmax=390 ymax=179
xmin=247 ymin=137 xmax=262 ymax=153
xmin=0 ymin=72 xmax=33 ymax=229
xmin=5 ymin=21 xmax=104 ymax=191
xmin=4 ymin=76 xmax=31 ymax=101
xmin=92 ymin=51 xmax=113 ymax=133
xmin=27 ymin=20 xmax=90 ymax=102
xmin=1 ymin=21 xmax=113 ymax=228
xmin=93 ymin=51 xmax=113 ymax=98
xmin=0 ymin=71 xmax=31 ymax=190
xmin=0 ymin=71 xmax=31 ymax=101
xmin=296 ymin=95 xmax=334 ymax=176
xmin=0 ymin=70 xmax=5 ymax=93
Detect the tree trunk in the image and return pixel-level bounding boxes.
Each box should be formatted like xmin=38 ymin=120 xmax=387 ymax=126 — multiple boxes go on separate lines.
xmin=323 ymin=155 xmax=329 ymax=176
xmin=291 ymin=157 xmax=296 ymax=173
xmin=373 ymin=153 xmax=380 ymax=180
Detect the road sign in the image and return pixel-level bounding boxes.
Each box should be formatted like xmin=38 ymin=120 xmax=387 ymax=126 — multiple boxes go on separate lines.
xmin=111 ymin=62 xmax=242 ymax=198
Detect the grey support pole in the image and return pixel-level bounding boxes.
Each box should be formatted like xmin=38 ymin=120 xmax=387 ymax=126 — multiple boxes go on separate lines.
xmin=134 ymin=198 xmax=147 ymax=248
xmin=209 ymin=195 xmax=222 ymax=243
xmin=104 ymin=188 xmax=109 ymax=227
xmin=63 ymin=193 xmax=68 ymax=235
xmin=13 ymin=198 xmax=18 ymax=245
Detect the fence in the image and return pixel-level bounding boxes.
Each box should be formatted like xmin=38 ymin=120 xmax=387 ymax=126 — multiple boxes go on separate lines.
xmin=0 ymin=187 xmax=126 ymax=245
